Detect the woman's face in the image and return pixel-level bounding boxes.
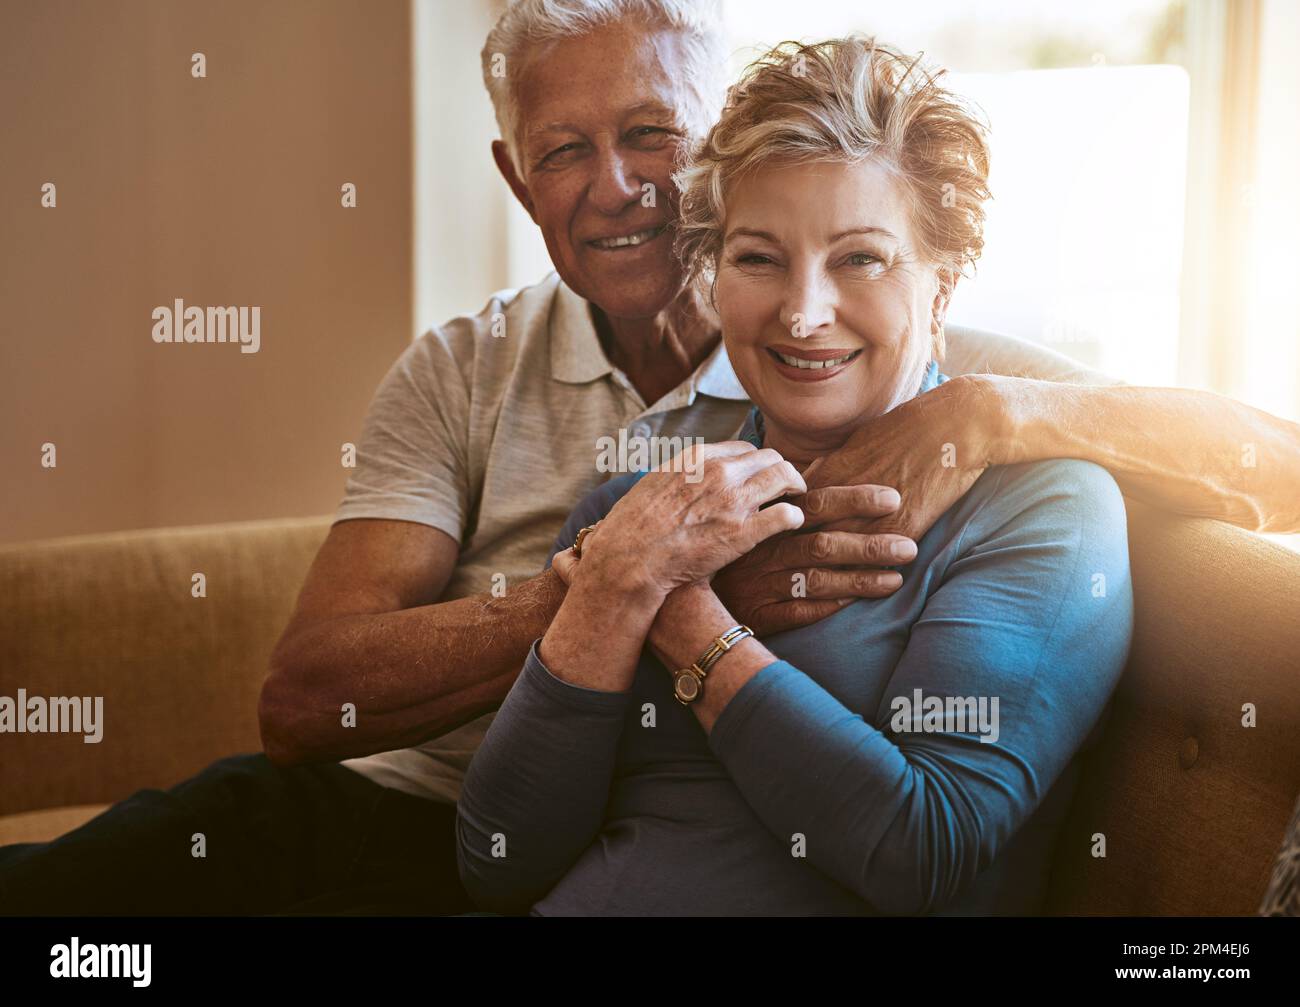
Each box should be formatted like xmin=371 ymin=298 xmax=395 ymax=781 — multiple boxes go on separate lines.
xmin=715 ymin=158 xmax=947 ymax=464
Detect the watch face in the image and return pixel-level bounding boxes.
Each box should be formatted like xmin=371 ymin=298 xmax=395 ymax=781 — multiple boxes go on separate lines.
xmin=675 ymin=672 xmax=700 ymax=702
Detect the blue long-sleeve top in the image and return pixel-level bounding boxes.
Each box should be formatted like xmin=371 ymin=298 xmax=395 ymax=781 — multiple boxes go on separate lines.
xmin=456 ymin=361 xmax=1135 ymax=916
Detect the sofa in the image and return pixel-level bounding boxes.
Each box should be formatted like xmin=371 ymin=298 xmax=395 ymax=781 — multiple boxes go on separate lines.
xmin=1 ymin=502 xmax=1298 ymax=915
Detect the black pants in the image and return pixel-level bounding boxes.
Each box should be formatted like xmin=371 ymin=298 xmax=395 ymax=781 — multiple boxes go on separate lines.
xmin=0 ymin=754 xmax=473 ymax=916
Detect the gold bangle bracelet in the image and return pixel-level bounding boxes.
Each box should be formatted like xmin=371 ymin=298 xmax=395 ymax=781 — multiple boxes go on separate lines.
xmin=696 ymin=625 xmax=754 ymax=675
xmin=673 ymin=625 xmax=754 ymax=705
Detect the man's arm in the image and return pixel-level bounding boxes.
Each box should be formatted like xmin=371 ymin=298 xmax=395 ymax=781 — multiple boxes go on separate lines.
xmin=943 ymin=323 xmax=1300 ymax=532
xmin=989 ymin=375 xmax=1300 ymax=533
xmin=804 ymin=326 xmax=1300 ymax=541
xmin=258 ymin=518 xmax=566 ymax=767
xmin=262 ymin=477 xmax=937 ymax=768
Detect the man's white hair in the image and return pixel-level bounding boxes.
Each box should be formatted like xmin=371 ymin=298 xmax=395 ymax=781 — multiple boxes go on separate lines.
xmin=481 ymin=0 xmax=728 ymax=173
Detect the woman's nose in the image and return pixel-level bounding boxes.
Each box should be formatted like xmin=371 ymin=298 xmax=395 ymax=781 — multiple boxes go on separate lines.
xmin=779 ymin=270 xmax=836 ymax=338
xmin=587 ymin=148 xmax=644 ymax=215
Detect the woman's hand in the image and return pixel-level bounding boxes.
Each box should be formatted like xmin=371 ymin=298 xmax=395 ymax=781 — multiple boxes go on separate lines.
xmin=576 ymin=440 xmax=808 ymax=597
xmin=550 ymin=543 xmax=579 ymax=587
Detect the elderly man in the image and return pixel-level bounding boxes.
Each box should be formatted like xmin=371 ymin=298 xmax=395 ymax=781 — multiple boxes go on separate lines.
xmin=3 ymin=0 xmax=1296 ymax=917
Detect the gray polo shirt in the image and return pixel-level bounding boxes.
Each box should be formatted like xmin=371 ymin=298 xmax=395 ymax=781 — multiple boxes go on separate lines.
xmin=336 ymin=273 xmax=751 ymax=803
xmin=335 ymin=271 xmax=1119 ymax=805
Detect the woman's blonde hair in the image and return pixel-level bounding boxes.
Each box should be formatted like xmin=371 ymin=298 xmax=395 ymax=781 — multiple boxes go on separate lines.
xmin=674 ymin=35 xmax=992 ymax=341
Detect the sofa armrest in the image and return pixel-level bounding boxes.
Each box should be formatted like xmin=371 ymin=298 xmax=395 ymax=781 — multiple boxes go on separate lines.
xmin=1046 ymin=496 xmax=1300 ymax=915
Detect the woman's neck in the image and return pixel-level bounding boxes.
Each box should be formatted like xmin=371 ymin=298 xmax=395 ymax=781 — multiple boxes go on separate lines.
xmin=589 ymin=285 xmax=720 ymax=407
xmin=758 ymin=357 xmax=937 ymax=473
xmin=761 ymin=425 xmax=849 ymax=475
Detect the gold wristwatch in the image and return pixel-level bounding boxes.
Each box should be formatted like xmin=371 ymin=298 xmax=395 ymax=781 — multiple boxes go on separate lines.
xmin=672 ymin=625 xmax=754 ymax=705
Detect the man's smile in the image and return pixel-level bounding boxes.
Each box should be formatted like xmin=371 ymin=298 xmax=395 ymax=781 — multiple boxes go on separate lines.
xmin=585 ymin=224 xmax=668 ymax=251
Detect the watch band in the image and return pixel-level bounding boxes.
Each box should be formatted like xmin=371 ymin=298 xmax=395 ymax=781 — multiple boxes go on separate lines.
xmin=673 ymin=624 xmax=754 ymax=706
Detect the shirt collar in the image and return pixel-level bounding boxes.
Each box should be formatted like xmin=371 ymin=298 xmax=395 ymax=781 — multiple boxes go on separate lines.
xmin=548 ymin=276 xmax=749 ymax=404
xmin=691 ymin=338 xmax=748 ymax=401
xmin=549 ymin=276 xmax=613 ymax=384
xmin=736 ymin=358 xmax=948 ymax=448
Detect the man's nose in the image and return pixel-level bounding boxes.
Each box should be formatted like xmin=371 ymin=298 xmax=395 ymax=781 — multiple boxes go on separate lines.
xmin=779 ymin=267 xmax=836 ymax=338
xmin=587 ymin=147 xmax=644 ymax=215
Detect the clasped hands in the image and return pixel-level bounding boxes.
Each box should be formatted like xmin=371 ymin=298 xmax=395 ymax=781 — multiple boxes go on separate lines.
xmin=550 ymin=384 xmax=990 ymax=639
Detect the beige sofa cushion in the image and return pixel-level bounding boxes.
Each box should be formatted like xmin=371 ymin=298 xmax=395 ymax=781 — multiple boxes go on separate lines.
xmin=0 ymin=805 xmax=109 ymax=846
xmin=0 ymin=516 xmax=332 ymax=819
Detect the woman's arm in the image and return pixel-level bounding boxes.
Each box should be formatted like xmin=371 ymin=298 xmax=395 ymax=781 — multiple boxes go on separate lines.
xmin=645 ymin=581 xmax=780 ymax=735
xmin=649 ymin=457 xmax=1135 ymax=914
xmin=802 ymin=373 xmax=1300 ymax=545
xmin=455 ymin=475 xmax=662 ymax=914
xmin=456 ymin=444 xmax=807 ymax=912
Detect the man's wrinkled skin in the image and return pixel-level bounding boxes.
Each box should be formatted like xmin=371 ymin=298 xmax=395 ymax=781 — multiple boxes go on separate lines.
xmin=792 ymin=368 xmax=1300 ymax=543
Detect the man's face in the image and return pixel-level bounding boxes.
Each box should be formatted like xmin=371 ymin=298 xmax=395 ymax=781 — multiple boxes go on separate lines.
xmin=504 ymin=20 xmax=694 ymax=320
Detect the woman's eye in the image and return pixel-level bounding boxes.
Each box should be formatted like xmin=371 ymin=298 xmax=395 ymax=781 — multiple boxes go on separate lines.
xmin=735 ymin=253 xmax=775 ymax=266
xmin=847 ymin=252 xmax=882 ymax=267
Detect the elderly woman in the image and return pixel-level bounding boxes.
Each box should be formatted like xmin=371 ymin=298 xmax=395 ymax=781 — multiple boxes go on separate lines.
xmin=455 ymin=36 xmax=1134 ymax=916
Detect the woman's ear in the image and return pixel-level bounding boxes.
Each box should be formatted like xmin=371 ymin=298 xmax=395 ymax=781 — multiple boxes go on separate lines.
xmin=930 ymin=268 xmax=959 ymax=361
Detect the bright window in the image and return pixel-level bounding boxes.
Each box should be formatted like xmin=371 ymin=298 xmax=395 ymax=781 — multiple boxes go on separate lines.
xmin=717 ymin=0 xmax=1190 ymax=386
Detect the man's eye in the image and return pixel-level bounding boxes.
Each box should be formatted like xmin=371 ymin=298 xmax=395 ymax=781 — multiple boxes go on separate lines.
xmin=538 ymin=143 xmax=581 ymax=167
xmin=735 ymin=253 xmax=775 ymax=266
xmin=629 ymin=126 xmax=672 ymax=146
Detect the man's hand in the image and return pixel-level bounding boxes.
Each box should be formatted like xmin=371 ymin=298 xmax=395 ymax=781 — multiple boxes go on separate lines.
xmin=712 ymin=483 xmax=918 ymax=636
xmin=797 ymin=373 xmax=1000 ymax=542
xmin=712 ymin=375 xmax=1003 ymax=638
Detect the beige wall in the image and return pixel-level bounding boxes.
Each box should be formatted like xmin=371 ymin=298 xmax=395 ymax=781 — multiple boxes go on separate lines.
xmin=0 ymin=0 xmax=416 ymax=544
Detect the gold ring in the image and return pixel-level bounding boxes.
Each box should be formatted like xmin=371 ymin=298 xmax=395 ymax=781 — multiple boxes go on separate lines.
xmin=571 ymin=522 xmax=600 ymax=559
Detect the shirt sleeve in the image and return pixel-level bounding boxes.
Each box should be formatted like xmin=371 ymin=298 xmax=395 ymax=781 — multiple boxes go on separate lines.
xmin=455 ymin=470 xmax=647 ymax=914
xmin=706 ymin=457 xmax=1135 ymax=915
xmin=331 ymin=324 xmax=475 ymax=544
xmin=455 ymin=638 xmax=632 ymax=915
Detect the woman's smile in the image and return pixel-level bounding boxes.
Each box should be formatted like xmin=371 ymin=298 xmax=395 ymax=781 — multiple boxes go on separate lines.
xmin=711 ymin=157 xmax=941 ymax=457
xmin=765 ymin=343 xmax=864 ymax=382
